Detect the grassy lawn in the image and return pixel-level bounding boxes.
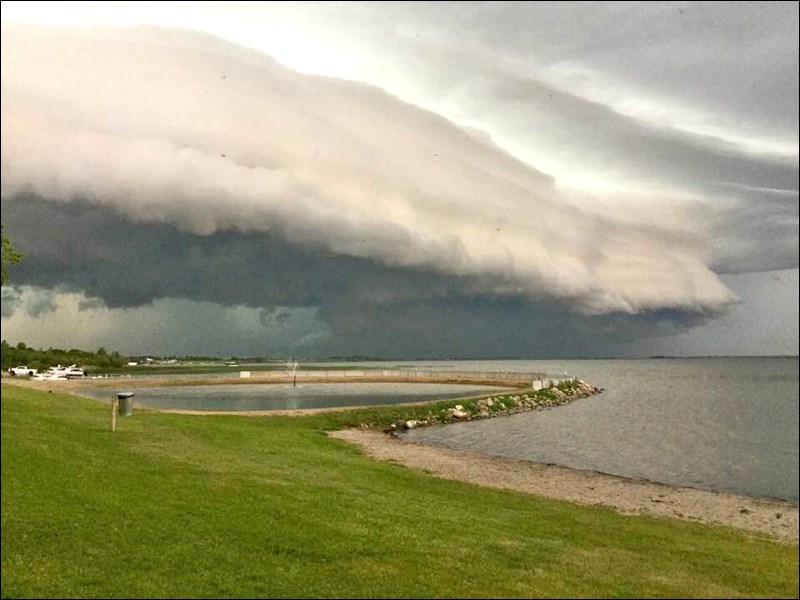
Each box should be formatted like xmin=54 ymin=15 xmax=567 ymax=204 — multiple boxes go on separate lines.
xmin=2 ymin=383 xmax=797 ymax=598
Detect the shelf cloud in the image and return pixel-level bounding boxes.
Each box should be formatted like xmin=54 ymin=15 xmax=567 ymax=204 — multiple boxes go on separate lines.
xmin=1 ymin=8 xmax=796 ymax=357
xmin=2 ymin=24 xmax=738 ymax=316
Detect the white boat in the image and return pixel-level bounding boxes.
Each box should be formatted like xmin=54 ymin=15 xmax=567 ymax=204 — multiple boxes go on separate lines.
xmin=32 ymin=364 xmax=86 ymax=381
xmin=32 ymin=366 xmax=68 ymax=381
xmin=62 ymin=364 xmax=87 ymax=379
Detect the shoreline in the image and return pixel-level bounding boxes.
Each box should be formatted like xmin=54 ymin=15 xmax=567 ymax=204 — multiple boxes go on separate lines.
xmin=6 ymin=378 xmax=796 ymax=542
xmin=330 ymin=428 xmax=798 ymax=543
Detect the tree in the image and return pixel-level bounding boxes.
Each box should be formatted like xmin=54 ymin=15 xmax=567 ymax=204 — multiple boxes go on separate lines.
xmin=1 ymin=226 xmax=24 ymax=286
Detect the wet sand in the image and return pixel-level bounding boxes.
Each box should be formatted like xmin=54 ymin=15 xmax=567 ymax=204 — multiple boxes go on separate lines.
xmin=330 ymin=428 xmax=798 ymax=543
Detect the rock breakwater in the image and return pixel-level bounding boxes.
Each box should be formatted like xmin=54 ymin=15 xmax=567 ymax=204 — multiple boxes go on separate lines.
xmin=391 ymin=379 xmax=601 ymax=432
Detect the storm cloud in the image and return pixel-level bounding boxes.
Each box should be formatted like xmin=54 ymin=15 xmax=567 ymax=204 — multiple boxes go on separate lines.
xmin=2 ymin=23 xmax=738 ymax=316
xmin=0 ymin=195 xmax=723 ymax=358
xmin=1 ymin=4 xmax=797 ymax=358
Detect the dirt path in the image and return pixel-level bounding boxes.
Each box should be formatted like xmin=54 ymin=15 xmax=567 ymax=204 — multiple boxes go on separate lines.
xmin=330 ymin=428 xmax=798 ymax=543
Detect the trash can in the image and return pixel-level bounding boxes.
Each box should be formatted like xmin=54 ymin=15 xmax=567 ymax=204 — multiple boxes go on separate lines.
xmin=117 ymin=392 xmax=135 ymax=417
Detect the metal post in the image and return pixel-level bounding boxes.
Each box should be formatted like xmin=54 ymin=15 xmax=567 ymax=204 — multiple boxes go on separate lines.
xmin=111 ymin=396 xmax=118 ymax=432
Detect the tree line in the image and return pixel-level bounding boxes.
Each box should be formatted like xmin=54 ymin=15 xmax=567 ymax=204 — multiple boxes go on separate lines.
xmin=1 ymin=341 xmax=127 ymax=372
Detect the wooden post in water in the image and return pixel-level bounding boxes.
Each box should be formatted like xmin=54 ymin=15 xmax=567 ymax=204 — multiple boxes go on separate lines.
xmin=110 ymin=395 xmax=118 ymax=432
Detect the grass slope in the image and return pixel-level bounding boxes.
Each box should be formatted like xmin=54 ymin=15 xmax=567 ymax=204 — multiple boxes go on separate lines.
xmin=2 ymin=383 xmax=797 ymax=598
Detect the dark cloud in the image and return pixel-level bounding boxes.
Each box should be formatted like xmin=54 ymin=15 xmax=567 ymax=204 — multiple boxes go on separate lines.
xmin=314 ymin=295 xmax=710 ymax=359
xmin=259 ymin=307 xmax=293 ymax=327
xmin=0 ymin=284 xmax=58 ymax=319
xmin=0 ymin=23 xmax=736 ymax=314
xmin=0 ymin=194 xmax=495 ymax=311
xmin=1 ymin=194 xmax=715 ymax=358
xmin=77 ymin=296 xmax=106 ymax=312
xmin=1 ymin=287 xmax=21 ymax=318
xmin=0 ymin=6 xmax=797 ymax=357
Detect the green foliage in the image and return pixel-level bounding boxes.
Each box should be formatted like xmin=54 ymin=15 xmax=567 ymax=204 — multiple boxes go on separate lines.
xmin=536 ymin=387 xmax=558 ymax=401
xmin=556 ymin=379 xmax=581 ymax=393
xmin=2 ymin=383 xmax=797 ymax=598
xmin=489 ymin=399 xmax=507 ymax=412
xmin=0 ymin=340 xmax=127 ymax=371
xmin=1 ymin=226 xmax=24 ymax=286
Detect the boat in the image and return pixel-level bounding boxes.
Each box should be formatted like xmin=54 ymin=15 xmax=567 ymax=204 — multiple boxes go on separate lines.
xmin=62 ymin=364 xmax=87 ymax=379
xmin=31 ymin=364 xmax=87 ymax=381
xmin=32 ymin=366 xmax=68 ymax=381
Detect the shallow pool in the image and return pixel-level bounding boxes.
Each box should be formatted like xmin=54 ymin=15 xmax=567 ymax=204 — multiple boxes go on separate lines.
xmin=77 ymin=382 xmax=507 ymax=411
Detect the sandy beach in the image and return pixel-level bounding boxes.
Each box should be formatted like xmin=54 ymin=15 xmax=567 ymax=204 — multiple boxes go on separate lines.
xmin=330 ymin=428 xmax=798 ymax=543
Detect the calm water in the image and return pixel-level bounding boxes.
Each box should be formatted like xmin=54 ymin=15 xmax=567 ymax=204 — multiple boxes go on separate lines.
xmin=400 ymin=357 xmax=799 ymax=502
xmin=77 ymin=382 xmax=507 ymax=412
xmin=78 ymin=357 xmax=798 ymax=501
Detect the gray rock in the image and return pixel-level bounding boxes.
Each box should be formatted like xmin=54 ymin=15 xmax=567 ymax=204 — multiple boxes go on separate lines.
xmin=447 ymin=407 xmax=470 ymax=420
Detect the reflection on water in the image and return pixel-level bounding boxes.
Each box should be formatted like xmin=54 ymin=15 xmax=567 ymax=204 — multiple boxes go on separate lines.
xmin=77 ymin=382 xmax=507 ymax=412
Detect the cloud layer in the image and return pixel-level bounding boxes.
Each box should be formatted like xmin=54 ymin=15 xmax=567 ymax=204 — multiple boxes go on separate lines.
xmin=1 ymin=23 xmax=740 ymax=317
xmin=1 ymin=11 xmax=797 ymax=358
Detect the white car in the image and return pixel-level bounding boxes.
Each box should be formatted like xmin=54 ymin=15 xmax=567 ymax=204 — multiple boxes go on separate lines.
xmin=8 ymin=365 xmax=38 ymax=377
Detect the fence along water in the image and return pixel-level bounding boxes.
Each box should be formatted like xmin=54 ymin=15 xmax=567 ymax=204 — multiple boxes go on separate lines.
xmin=238 ymin=368 xmax=572 ymax=388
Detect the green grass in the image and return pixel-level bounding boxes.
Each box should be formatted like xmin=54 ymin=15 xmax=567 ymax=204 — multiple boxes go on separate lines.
xmin=2 ymin=383 xmax=797 ymax=598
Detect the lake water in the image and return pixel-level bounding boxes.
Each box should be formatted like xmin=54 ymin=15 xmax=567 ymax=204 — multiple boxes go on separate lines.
xmin=77 ymin=382 xmax=508 ymax=412
xmin=399 ymin=357 xmax=799 ymax=502
xmin=78 ymin=357 xmax=798 ymax=502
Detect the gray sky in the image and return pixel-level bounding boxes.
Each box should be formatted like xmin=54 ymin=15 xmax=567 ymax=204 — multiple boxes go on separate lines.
xmin=1 ymin=2 xmax=797 ymax=358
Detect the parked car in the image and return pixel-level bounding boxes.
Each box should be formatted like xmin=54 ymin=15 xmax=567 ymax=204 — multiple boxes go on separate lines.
xmin=8 ymin=365 xmax=38 ymax=377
